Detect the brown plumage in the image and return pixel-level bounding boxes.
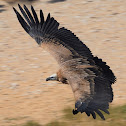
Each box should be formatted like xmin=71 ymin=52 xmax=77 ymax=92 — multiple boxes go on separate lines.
xmin=13 ymin=4 xmax=116 ymax=120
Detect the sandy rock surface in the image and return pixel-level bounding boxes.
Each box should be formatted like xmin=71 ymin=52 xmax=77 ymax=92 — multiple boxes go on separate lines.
xmin=0 ymin=0 xmax=126 ymax=125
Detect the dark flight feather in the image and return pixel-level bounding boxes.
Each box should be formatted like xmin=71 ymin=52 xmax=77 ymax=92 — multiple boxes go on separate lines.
xmin=24 ymin=5 xmax=35 ymax=24
xmin=90 ymin=111 xmax=96 ymax=119
xmin=40 ymin=9 xmax=44 ymax=25
xmin=31 ymin=5 xmax=39 ymax=24
xmin=18 ymin=4 xmax=32 ymax=26
xmin=13 ymin=7 xmax=30 ymax=33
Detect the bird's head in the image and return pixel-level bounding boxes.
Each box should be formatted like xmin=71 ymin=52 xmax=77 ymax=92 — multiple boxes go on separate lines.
xmin=46 ymin=73 xmax=58 ymax=81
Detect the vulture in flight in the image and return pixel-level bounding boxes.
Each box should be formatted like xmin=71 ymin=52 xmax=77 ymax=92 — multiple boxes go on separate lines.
xmin=13 ymin=5 xmax=116 ymax=120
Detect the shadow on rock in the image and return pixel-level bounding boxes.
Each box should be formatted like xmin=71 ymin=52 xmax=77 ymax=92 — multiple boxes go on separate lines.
xmin=0 ymin=5 xmax=6 ymax=13
xmin=4 ymin=0 xmax=39 ymax=4
xmin=47 ymin=0 xmax=67 ymax=3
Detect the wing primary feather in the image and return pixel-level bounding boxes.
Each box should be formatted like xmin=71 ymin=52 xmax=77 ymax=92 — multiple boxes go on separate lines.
xmin=13 ymin=7 xmax=30 ymax=33
xmin=18 ymin=4 xmax=32 ymax=26
xmin=86 ymin=108 xmax=96 ymax=119
xmin=99 ymin=108 xmax=110 ymax=114
xmin=85 ymin=111 xmax=90 ymax=116
xmin=23 ymin=5 xmax=35 ymax=24
xmin=95 ymin=110 xmax=105 ymax=120
xmin=90 ymin=111 xmax=96 ymax=119
xmin=31 ymin=5 xmax=39 ymax=24
xmin=40 ymin=9 xmax=44 ymax=26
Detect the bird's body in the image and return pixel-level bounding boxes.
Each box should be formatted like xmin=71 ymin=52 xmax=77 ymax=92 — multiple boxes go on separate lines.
xmin=13 ymin=5 xmax=116 ymax=120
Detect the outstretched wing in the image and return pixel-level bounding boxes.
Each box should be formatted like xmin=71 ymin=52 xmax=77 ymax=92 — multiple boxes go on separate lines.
xmin=61 ymin=58 xmax=114 ymax=120
xmin=13 ymin=4 xmax=93 ymax=64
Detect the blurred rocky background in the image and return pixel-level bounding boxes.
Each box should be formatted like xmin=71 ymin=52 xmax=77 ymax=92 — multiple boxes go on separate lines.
xmin=0 ymin=0 xmax=126 ymax=126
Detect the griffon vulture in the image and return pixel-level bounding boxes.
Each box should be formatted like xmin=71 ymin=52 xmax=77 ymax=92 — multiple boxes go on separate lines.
xmin=13 ymin=5 xmax=116 ymax=120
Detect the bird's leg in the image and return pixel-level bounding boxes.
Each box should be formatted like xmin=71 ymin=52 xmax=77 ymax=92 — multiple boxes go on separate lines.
xmin=46 ymin=69 xmax=68 ymax=84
